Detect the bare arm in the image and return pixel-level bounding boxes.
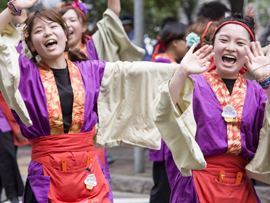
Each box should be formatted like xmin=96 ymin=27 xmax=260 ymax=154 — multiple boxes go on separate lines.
xmin=0 ymin=8 xmax=15 ymax=34
xmin=0 ymin=0 xmax=38 ymax=34
xmin=13 ymin=9 xmax=27 ymax=25
xmin=169 ymin=44 xmax=214 ymax=105
xmin=108 ymin=0 xmax=121 ymax=17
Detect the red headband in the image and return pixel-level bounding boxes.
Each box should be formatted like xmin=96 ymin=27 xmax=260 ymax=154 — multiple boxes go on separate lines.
xmin=66 ymin=6 xmax=86 ymax=22
xmin=197 ymin=21 xmax=213 ymax=49
xmin=212 ymin=21 xmax=255 ymax=41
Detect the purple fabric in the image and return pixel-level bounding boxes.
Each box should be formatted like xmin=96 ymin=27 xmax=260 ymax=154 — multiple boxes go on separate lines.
xmin=104 ymin=148 xmax=111 ymax=179
xmin=149 ymin=57 xmax=172 ymax=162
xmin=0 ymin=105 xmax=12 ymax=133
xmin=16 ymin=42 xmax=23 ymax=54
xmin=14 ymin=56 xmax=110 ymax=202
xmin=97 ymin=154 xmax=113 ymax=202
xmin=166 ymin=74 xmax=266 ymax=203
xmin=86 ymin=38 xmax=99 ymax=60
xmin=74 ymin=60 xmax=105 ymax=132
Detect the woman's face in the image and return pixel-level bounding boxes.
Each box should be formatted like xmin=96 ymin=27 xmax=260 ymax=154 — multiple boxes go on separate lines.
xmin=62 ymin=9 xmax=87 ymax=49
xmin=29 ymin=17 xmax=67 ymax=60
xmin=174 ymin=39 xmax=189 ymax=59
xmin=213 ymin=24 xmax=251 ymax=79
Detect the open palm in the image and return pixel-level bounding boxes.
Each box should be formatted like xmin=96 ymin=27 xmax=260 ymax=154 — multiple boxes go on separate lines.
xmin=13 ymin=0 xmax=39 ymax=10
xmin=180 ymin=43 xmax=215 ymax=75
xmin=245 ymin=41 xmax=270 ymax=80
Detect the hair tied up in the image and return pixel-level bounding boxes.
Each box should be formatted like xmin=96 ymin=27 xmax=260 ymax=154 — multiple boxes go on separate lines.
xmin=233 ymin=13 xmax=243 ymax=19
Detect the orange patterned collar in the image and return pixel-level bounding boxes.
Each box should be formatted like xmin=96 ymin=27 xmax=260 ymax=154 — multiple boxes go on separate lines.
xmin=79 ymin=43 xmax=87 ymax=55
xmin=154 ymin=53 xmax=177 ymax=63
xmin=37 ymin=60 xmax=85 ymax=135
xmin=202 ymin=70 xmax=247 ymax=155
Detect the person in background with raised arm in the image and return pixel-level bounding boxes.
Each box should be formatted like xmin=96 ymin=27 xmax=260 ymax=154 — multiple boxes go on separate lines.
xmin=149 ymin=21 xmax=188 ymax=203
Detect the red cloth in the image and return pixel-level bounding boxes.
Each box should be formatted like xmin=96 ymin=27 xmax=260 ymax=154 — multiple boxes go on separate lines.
xmin=30 ymin=129 xmax=110 ymax=203
xmin=0 ymin=92 xmax=29 ymax=146
xmin=193 ymin=154 xmax=257 ymax=203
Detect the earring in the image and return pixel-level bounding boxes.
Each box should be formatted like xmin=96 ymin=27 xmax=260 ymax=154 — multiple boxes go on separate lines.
xmin=35 ymin=55 xmax=42 ymax=63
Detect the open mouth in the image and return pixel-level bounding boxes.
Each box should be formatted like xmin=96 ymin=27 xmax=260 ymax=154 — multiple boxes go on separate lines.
xmin=69 ymin=30 xmax=74 ymax=35
xmin=222 ymin=54 xmax=236 ymax=64
xmin=45 ymin=39 xmax=57 ymax=48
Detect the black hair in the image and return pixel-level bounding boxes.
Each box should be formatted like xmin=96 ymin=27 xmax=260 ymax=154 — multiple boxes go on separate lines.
xmin=24 ymin=8 xmax=89 ymax=63
xmin=197 ymin=1 xmax=230 ymax=21
xmin=212 ymin=13 xmax=255 ymax=44
xmin=161 ymin=17 xmax=178 ymax=29
xmin=160 ymin=22 xmax=188 ymax=48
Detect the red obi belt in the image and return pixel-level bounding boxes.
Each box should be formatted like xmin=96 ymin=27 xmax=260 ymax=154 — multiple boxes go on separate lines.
xmin=30 ymin=129 xmax=111 ymax=203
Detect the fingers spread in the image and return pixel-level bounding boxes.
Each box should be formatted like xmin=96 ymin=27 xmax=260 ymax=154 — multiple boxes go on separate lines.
xmin=266 ymin=44 xmax=270 ymax=58
xmin=256 ymin=41 xmax=264 ymax=56
xmin=251 ymin=42 xmax=259 ymax=57
xmin=244 ymin=45 xmax=254 ymax=62
xmin=244 ymin=56 xmax=252 ymax=71
xmin=201 ymin=52 xmax=215 ymax=65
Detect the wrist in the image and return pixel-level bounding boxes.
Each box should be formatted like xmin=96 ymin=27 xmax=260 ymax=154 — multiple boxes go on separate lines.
xmin=175 ymin=64 xmax=189 ymax=78
xmin=8 ymin=1 xmax=22 ymax=16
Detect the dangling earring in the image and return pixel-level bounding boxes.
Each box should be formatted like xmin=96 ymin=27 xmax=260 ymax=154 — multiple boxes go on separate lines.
xmin=35 ymin=55 xmax=42 ymax=63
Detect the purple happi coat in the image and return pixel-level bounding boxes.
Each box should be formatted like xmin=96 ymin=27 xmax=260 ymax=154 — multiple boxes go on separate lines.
xmin=166 ymin=74 xmax=267 ymax=203
xmin=11 ymin=56 xmax=114 ymax=203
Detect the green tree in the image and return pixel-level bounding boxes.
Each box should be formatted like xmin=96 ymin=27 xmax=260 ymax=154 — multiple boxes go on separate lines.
xmin=0 ymin=0 xmax=8 ymax=12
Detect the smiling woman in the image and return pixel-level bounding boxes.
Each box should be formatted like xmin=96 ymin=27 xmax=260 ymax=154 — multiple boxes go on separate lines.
xmin=152 ymin=13 xmax=270 ymax=203
xmin=0 ymin=1 xmax=182 ymax=203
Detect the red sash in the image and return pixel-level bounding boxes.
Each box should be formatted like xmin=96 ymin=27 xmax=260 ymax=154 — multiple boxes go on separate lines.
xmin=193 ymin=154 xmax=257 ymax=203
xmin=30 ymin=129 xmax=110 ymax=203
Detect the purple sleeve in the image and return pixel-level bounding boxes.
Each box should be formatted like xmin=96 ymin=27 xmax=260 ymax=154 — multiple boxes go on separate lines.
xmin=239 ymin=79 xmax=268 ymax=158
xmin=86 ymin=38 xmax=99 ymax=61
xmin=12 ymin=56 xmax=51 ymax=139
xmin=75 ymin=60 xmax=106 ymax=132
xmin=153 ymin=58 xmax=172 ymax=64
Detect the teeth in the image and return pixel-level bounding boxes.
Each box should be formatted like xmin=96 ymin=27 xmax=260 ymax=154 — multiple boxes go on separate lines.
xmin=223 ymin=55 xmax=236 ymax=59
xmin=45 ymin=40 xmax=56 ymax=46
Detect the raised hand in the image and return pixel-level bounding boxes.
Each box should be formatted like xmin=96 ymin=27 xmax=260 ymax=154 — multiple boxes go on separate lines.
xmin=245 ymin=5 xmax=256 ymax=17
xmin=179 ymin=43 xmax=215 ymax=76
xmin=13 ymin=0 xmax=39 ymax=10
xmin=244 ymin=41 xmax=270 ymax=80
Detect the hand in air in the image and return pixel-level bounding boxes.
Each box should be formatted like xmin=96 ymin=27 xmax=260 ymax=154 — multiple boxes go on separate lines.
xmin=244 ymin=41 xmax=270 ymax=80
xmin=13 ymin=0 xmax=39 ymax=10
xmin=180 ymin=43 xmax=215 ymax=75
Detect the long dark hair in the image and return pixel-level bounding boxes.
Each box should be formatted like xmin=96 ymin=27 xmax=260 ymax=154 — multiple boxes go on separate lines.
xmin=23 ymin=8 xmax=89 ymax=63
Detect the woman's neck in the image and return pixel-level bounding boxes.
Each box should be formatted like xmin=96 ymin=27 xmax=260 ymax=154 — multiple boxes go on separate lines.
xmin=215 ymin=69 xmax=239 ymax=79
xmin=165 ymin=50 xmax=177 ymax=60
xmin=42 ymin=54 xmax=67 ymax=69
xmin=70 ymin=40 xmax=82 ymax=50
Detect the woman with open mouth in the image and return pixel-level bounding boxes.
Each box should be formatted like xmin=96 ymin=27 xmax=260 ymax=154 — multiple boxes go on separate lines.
xmin=0 ymin=0 xmax=204 ymax=202
xmin=152 ymin=13 xmax=270 ymax=203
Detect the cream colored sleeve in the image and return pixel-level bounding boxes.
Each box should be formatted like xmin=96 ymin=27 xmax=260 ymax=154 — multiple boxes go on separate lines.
xmin=96 ymin=61 xmax=175 ymax=150
xmin=0 ymin=23 xmax=32 ymax=127
xmin=151 ymin=78 xmax=206 ymax=177
xmin=92 ymin=9 xmax=145 ymax=62
xmin=246 ymin=101 xmax=270 ymax=184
